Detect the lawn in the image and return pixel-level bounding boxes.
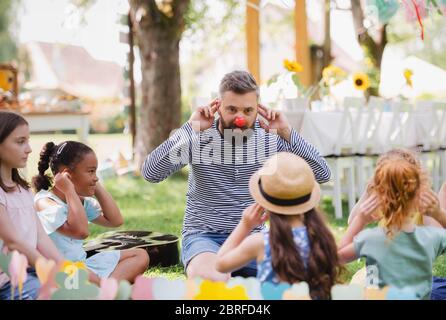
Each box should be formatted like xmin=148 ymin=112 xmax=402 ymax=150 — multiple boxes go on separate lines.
xmin=26 ymin=133 xmax=446 ymax=281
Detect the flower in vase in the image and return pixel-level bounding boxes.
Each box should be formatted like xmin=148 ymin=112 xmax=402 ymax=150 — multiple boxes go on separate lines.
xmin=283 ymin=59 xmax=303 ymax=73
xmin=404 ymin=68 xmax=413 ymax=87
xmin=267 ymin=59 xmax=309 ymax=101
xmin=353 ymin=72 xmax=370 ymax=91
xmin=322 ymin=65 xmax=347 ymax=86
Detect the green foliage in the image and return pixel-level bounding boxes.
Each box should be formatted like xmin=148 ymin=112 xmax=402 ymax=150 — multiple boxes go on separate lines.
xmin=0 ymin=251 xmax=12 ymax=277
xmin=0 ymin=0 xmax=19 ymax=62
xmin=387 ymin=11 xmax=446 ymax=71
xmin=184 ymin=0 xmax=239 ymax=36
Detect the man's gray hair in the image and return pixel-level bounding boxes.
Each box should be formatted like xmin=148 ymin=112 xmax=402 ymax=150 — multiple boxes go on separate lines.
xmin=219 ymin=70 xmax=259 ymax=97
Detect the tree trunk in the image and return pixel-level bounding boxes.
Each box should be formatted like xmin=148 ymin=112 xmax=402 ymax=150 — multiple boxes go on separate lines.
xmin=350 ymin=0 xmax=387 ymax=67
xmin=350 ymin=0 xmax=387 ymax=96
xmin=129 ymin=0 xmax=190 ymax=168
xmin=322 ymin=0 xmax=332 ymax=68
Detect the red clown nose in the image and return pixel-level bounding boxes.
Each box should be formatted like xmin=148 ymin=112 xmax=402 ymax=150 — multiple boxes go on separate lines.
xmin=234 ymin=117 xmax=246 ymax=128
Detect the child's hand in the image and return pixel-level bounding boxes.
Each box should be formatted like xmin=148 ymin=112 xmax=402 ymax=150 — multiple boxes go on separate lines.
xmin=420 ymin=189 xmax=441 ymax=218
xmin=241 ymin=204 xmax=269 ymax=230
xmin=358 ymin=194 xmax=381 ymax=224
xmin=54 ymin=171 xmax=75 ymax=195
xmin=93 ymin=182 xmax=104 ymax=197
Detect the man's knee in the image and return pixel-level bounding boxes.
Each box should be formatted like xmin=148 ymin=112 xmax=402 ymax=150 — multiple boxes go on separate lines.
xmin=186 ymin=254 xmax=230 ymax=281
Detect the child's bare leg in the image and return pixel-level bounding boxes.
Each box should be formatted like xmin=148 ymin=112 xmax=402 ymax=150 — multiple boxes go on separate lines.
xmin=109 ymin=249 xmax=149 ymax=283
xmin=88 ymin=269 xmax=101 ymax=285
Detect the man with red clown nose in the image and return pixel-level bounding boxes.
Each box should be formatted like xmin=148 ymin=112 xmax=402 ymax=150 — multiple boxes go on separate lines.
xmin=142 ymin=70 xmax=330 ymax=282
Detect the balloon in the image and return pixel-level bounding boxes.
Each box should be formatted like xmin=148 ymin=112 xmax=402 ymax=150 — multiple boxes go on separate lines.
xmin=365 ymin=0 xmax=400 ymax=24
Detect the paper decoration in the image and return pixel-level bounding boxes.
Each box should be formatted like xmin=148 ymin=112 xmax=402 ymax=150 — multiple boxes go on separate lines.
xmin=115 ymin=280 xmax=132 ymax=300
xmin=386 ymin=287 xmax=418 ymax=300
xmin=366 ymin=0 xmax=400 ymax=24
xmin=35 ymin=257 xmax=56 ymax=286
xmin=152 ymin=278 xmax=187 ymax=300
xmin=350 ymin=267 xmax=367 ymax=286
xmin=61 ymin=261 xmax=87 ymax=276
xmin=9 ymin=251 xmax=28 ymax=299
xmin=194 ymin=280 xmax=250 ymax=300
xmin=183 ymin=279 xmax=199 ymax=300
xmin=282 ymin=282 xmax=311 ymax=300
xmin=331 ymin=284 xmax=365 ymax=300
xmin=227 ymin=277 xmax=263 ymax=300
xmin=98 ymin=278 xmax=119 ymax=300
xmin=0 ymin=252 xmax=426 ymax=301
xmin=364 ymin=286 xmax=389 ymax=300
xmin=260 ymin=282 xmax=291 ymax=300
xmin=402 ymin=0 xmax=426 ymax=39
xmin=0 ymin=251 xmax=12 ymax=276
xmin=50 ymin=269 xmax=99 ymax=300
xmin=131 ymin=275 xmax=154 ymax=300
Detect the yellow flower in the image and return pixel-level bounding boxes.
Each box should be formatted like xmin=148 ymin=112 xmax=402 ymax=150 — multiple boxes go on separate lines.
xmin=0 ymin=69 xmax=14 ymax=92
xmin=352 ymin=72 xmax=370 ymax=91
xmin=194 ymin=280 xmax=250 ymax=300
xmin=61 ymin=260 xmax=87 ymax=277
xmin=404 ymin=68 xmax=413 ymax=87
xmin=364 ymin=57 xmax=374 ymax=68
xmin=322 ymin=65 xmax=346 ymax=85
xmin=283 ymin=59 xmax=303 ymax=73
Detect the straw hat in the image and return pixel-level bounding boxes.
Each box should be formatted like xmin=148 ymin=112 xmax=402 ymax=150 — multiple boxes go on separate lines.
xmin=249 ymin=152 xmax=321 ymax=215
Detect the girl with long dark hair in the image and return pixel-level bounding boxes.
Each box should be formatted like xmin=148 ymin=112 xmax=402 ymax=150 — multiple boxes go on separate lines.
xmin=216 ymin=152 xmax=342 ymax=299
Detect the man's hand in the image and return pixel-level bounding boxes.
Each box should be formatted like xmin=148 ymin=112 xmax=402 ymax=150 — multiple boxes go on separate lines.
xmin=241 ymin=203 xmax=269 ymax=230
xmin=188 ymin=99 xmax=220 ymax=132
xmin=257 ymin=104 xmax=292 ymax=142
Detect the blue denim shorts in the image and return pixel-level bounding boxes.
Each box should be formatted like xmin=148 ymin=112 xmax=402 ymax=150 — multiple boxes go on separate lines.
xmin=0 ymin=268 xmax=40 ymax=300
xmin=431 ymin=276 xmax=446 ymax=300
xmin=86 ymin=250 xmax=121 ymax=279
xmin=181 ymin=232 xmax=257 ymax=277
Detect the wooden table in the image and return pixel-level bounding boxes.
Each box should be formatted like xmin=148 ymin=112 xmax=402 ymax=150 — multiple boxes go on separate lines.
xmin=23 ymin=111 xmax=90 ymax=143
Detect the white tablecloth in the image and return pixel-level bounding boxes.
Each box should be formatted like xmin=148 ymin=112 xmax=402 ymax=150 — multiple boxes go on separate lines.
xmin=283 ymin=110 xmax=435 ymax=156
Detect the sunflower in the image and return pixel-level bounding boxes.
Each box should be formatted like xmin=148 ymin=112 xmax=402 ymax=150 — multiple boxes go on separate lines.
xmin=283 ymin=59 xmax=303 ymax=73
xmin=352 ymin=72 xmax=370 ymax=91
xmin=404 ymin=68 xmax=413 ymax=87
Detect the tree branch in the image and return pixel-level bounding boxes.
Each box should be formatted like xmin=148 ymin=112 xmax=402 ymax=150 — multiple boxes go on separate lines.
xmin=129 ymin=0 xmax=164 ymax=28
xmin=172 ymin=0 xmax=191 ymax=31
xmin=350 ymin=0 xmax=366 ymax=36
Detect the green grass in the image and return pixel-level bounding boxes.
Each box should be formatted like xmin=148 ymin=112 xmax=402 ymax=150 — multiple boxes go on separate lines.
xmin=91 ymin=171 xmax=189 ymax=279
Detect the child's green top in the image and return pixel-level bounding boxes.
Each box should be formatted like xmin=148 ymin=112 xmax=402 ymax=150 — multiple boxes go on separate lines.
xmin=354 ymin=226 xmax=446 ymax=300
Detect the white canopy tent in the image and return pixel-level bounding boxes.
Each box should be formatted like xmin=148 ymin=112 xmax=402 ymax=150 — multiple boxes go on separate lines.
xmin=380 ymin=52 xmax=446 ymax=99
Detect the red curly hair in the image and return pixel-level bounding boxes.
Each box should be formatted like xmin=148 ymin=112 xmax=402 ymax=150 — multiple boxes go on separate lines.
xmin=367 ymin=149 xmax=425 ymax=237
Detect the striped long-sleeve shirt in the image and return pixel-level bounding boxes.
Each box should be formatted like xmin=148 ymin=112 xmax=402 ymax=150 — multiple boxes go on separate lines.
xmin=141 ymin=119 xmax=331 ymax=237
